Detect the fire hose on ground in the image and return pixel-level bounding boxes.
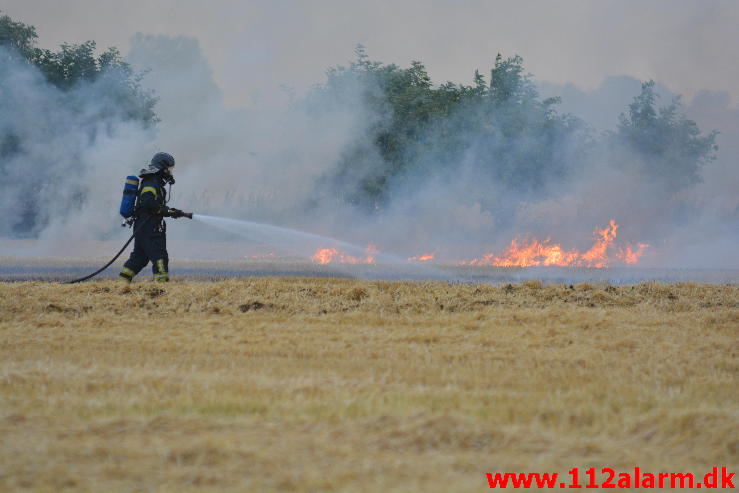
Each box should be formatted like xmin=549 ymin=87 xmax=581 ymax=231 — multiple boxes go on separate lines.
xmin=65 ymin=210 xmax=193 ymax=284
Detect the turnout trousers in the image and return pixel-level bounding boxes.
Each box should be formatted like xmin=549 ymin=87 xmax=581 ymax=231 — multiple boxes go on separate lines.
xmin=119 ymin=226 xmax=169 ymax=282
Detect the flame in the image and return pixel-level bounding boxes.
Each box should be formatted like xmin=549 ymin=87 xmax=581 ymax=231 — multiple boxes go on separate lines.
xmin=408 ymin=253 xmax=435 ymax=261
xmin=578 ymin=219 xmax=618 ymax=268
xmin=307 ymin=221 xmax=647 ymax=267
xmin=460 ymin=220 xmax=648 ymax=268
xmin=365 ymin=243 xmax=378 ymax=264
xmin=312 ymin=248 xmax=340 ymax=264
xmin=312 ymin=244 xmax=377 ymax=264
xmin=617 ymin=243 xmax=650 ymax=264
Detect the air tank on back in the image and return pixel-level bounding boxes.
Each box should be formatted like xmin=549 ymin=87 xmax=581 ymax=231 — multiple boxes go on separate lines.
xmin=119 ymin=176 xmax=139 ymax=218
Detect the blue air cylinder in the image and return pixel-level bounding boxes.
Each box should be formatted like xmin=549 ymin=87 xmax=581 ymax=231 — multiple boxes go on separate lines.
xmin=119 ymin=176 xmax=140 ymax=218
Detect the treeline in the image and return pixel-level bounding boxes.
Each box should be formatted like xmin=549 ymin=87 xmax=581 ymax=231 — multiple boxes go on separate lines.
xmin=0 ymin=12 xmax=719 ymax=234
xmin=0 ymin=12 xmax=157 ymax=157
xmin=307 ymin=46 xmax=717 ymax=212
xmin=0 ymin=13 xmax=157 ymax=236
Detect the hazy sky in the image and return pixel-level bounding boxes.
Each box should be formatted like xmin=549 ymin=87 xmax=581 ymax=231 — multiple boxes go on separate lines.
xmin=2 ymin=0 xmax=738 ymax=108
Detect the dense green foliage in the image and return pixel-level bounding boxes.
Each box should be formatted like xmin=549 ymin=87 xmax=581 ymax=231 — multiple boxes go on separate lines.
xmin=0 ymin=12 xmax=157 ymax=126
xmin=1 ymin=13 xmax=158 ymax=236
xmin=612 ymin=80 xmax=717 ymax=189
xmin=309 ymin=47 xmax=716 ymax=211
xmin=310 ymin=47 xmax=589 ymax=210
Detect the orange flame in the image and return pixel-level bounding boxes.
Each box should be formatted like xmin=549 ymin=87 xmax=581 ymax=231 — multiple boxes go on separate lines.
xmin=408 ymin=253 xmax=435 ymax=261
xmin=312 ymin=244 xmax=377 ymax=265
xmin=617 ymin=243 xmax=650 ymax=264
xmin=311 ymin=248 xmax=340 ymax=264
xmin=460 ymin=220 xmax=648 ymax=268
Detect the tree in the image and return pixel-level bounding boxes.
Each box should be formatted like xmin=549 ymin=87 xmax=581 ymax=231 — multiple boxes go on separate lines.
xmin=0 ymin=12 xmax=159 ymax=236
xmin=615 ymin=80 xmax=717 ymax=189
xmin=474 ymin=54 xmax=583 ymax=192
xmin=0 ymin=12 xmax=36 ymax=60
xmin=310 ymin=49 xmax=588 ymax=212
xmin=0 ymin=12 xmax=157 ymax=127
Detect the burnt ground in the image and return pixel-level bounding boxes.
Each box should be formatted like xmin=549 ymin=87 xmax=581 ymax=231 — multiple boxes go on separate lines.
xmin=0 ymin=258 xmax=737 ymax=285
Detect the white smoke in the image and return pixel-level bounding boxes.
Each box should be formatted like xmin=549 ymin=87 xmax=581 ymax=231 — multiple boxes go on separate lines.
xmin=125 ymin=35 xmax=379 ymax=232
xmin=0 ymin=32 xmax=736 ymax=269
xmin=0 ymin=47 xmax=153 ymax=252
xmin=538 ymin=77 xmax=739 ymax=268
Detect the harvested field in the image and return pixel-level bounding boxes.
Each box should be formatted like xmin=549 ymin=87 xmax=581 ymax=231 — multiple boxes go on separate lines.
xmin=0 ymin=278 xmax=737 ymax=492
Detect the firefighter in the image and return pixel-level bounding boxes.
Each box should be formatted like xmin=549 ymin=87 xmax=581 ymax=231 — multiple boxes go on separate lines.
xmin=119 ymin=152 xmax=187 ymax=282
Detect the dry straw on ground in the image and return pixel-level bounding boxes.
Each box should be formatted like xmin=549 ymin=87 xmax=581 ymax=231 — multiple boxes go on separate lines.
xmin=1 ymin=278 xmax=737 ymax=492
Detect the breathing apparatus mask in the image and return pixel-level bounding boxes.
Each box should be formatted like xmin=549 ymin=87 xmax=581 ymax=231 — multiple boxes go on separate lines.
xmin=161 ymin=166 xmax=175 ymax=185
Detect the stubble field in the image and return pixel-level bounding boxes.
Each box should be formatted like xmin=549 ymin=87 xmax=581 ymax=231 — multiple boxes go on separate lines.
xmin=0 ymin=278 xmax=737 ymax=492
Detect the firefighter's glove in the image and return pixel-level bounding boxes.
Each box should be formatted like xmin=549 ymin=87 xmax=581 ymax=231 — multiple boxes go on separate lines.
xmin=166 ymin=207 xmax=185 ymax=218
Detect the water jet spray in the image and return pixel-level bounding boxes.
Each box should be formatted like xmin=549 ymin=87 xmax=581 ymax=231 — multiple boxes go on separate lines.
xmin=191 ymin=214 xmax=448 ymax=279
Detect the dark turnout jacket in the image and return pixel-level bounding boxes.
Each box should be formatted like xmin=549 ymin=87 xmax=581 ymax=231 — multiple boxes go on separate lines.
xmin=135 ymin=174 xmax=172 ymax=235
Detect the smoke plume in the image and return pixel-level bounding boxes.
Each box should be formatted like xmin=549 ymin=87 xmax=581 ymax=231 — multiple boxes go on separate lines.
xmin=0 ymin=32 xmax=736 ymax=269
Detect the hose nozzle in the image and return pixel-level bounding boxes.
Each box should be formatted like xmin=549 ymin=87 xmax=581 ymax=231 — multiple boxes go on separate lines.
xmin=167 ymin=208 xmax=193 ymax=219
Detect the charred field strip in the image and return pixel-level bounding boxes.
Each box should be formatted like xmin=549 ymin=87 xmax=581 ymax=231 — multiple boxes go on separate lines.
xmin=1 ymin=257 xmax=738 ymax=284
xmin=1 ymin=277 xmax=737 ymax=492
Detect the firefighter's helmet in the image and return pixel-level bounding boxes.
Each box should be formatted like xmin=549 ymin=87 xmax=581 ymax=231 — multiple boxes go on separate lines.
xmin=140 ymin=152 xmax=175 ymax=177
